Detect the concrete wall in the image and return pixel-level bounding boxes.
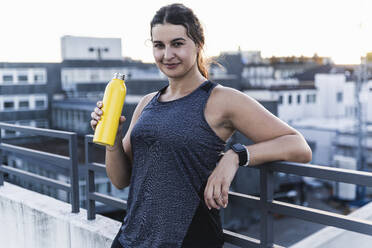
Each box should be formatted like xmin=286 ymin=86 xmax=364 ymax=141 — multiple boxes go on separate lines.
xmin=0 ymin=182 xmax=120 ymax=248
xmin=292 ymin=125 xmax=337 ymax=166
xmin=315 ymin=74 xmax=346 ymax=118
xmin=290 ymin=201 xmax=372 ymax=248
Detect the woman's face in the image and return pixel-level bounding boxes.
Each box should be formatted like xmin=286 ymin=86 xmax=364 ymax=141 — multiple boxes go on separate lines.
xmin=151 ymin=23 xmax=199 ymax=79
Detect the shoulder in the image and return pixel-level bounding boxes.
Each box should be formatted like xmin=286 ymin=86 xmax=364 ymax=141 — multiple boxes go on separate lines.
xmin=138 ymin=91 xmax=157 ymax=107
xmin=211 ymin=83 xmax=247 ymax=98
xmin=131 ymin=91 xmax=158 ymax=117
xmin=143 ymin=91 xmax=158 ymax=103
xmin=209 ymin=83 xmax=257 ymax=116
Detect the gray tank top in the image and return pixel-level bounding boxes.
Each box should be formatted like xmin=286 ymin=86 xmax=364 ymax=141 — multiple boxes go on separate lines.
xmin=118 ymin=80 xmax=226 ymax=247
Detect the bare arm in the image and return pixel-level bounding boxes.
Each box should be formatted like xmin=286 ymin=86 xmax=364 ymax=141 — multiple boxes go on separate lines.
xmin=204 ymin=86 xmax=313 ymax=211
xmin=91 ymin=92 xmax=156 ymax=189
xmin=221 ymin=87 xmax=312 ymax=166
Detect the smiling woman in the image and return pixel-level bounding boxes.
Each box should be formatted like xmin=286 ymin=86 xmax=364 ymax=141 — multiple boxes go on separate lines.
xmin=151 ymin=24 xmax=199 ymax=80
xmin=90 ymin=3 xmax=312 ymax=248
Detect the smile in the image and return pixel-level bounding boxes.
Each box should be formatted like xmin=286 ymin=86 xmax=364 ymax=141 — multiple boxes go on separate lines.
xmin=163 ymin=63 xmax=180 ymax=69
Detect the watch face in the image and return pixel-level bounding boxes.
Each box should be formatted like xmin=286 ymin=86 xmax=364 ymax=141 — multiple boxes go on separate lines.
xmin=232 ymin=144 xmax=245 ymax=153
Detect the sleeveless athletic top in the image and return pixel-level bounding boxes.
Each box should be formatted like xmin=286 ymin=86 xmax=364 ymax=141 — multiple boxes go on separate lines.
xmin=118 ymin=80 xmax=227 ymax=248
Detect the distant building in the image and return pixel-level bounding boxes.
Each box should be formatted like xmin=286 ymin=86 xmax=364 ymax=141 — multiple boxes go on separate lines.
xmin=0 ymin=62 xmax=61 ymax=138
xmin=61 ymin=35 xmax=123 ymax=61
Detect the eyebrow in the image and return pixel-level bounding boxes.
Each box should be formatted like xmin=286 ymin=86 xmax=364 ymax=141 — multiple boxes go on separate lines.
xmin=153 ymin=37 xmax=186 ymax=43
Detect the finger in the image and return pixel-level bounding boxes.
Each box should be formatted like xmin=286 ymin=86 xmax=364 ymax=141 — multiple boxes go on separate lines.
xmin=91 ymin=112 xmax=100 ymax=121
xmin=207 ymin=183 xmax=220 ymax=210
xmin=213 ymin=184 xmax=224 ymax=209
xmin=221 ymin=183 xmax=229 ymax=208
xmin=119 ymin=116 xmax=126 ymax=124
xmin=204 ymin=181 xmax=213 ymax=210
xmin=97 ymin=101 xmax=103 ymax=108
xmin=90 ymin=119 xmax=97 ymax=130
xmin=94 ymin=107 xmax=102 ymax=116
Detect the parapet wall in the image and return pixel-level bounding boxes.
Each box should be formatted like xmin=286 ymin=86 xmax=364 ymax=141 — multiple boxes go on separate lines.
xmin=290 ymin=201 xmax=372 ymax=248
xmin=0 ymin=182 xmax=121 ymax=248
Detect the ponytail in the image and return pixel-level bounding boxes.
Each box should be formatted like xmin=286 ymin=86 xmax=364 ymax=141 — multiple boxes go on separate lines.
xmin=197 ymin=51 xmax=209 ymax=79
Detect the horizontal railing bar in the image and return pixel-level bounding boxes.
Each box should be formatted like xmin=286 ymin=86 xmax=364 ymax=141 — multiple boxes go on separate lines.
xmin=264 ymin=161 xmax=372 ymax=187
xmin=0 ymin=165 xmax=70 ymax=191
xmin=222 ymin=229 xmax=260 ymax=248
xmin=0 ymin=143 xmax=70 ymax=168
xmin=222 ymin=229 xmax=285 ymax=248
xmin=86 ymin=134 xmax=93 ymax=142
xmin=0 ymin=122 xmax=75 ymax=139
xmin=88 ymin=192 xmax=127 ymax=210
xmin=87 ymin=162 xmax=106 ymax=173
xmin=269 ymin=200 xmax=372 ymax=236
xmin=229 ymin=191 xmax=260 ymax=208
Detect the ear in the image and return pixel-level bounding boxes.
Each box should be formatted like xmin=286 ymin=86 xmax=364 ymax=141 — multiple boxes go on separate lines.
xmin=195 ymin=44 xmax=201 ymax=54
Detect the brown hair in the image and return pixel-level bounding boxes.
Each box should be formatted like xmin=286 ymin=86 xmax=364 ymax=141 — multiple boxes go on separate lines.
xmin=150 ymin=3 xmax=210 ymax=78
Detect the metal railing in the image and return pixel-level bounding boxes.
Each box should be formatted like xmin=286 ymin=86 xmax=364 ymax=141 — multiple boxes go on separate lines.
xmin=0 ymin=122 xmax=80 ymax=213
xmin=84 ymin=134 xmax=127 ymax=220
xmin=222 ymin=162 xmax=372 ymax=247
xmin=84 ymin=131 xmax=372 ymax=247
xmin=1 ymin=125 xmax=372 ymax=247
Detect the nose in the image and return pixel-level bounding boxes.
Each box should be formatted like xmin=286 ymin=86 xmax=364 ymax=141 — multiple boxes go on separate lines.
xmin=163 ymin=46 xmax=174 ymax=60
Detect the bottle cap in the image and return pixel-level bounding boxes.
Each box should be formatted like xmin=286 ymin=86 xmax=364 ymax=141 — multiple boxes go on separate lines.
xmin=113 ymin=73 xmax=125 ymax=80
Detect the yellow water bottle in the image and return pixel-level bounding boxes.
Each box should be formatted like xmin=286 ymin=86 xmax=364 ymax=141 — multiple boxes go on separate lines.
xmin=93 ymin=73 xmax=126 ymax=146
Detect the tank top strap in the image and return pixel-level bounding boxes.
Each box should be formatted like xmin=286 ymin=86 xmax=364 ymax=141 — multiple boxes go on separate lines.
xmin=200 ymin=80 xmax=218 ymax=94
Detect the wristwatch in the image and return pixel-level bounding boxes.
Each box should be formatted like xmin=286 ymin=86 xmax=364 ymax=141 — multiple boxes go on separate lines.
xmin=230 ymin=143 xmax=250 ymax=167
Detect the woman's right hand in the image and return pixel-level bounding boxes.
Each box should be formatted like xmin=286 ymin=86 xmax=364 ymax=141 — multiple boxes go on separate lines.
xmin=90 ymin=100 xmax=126 ymax=132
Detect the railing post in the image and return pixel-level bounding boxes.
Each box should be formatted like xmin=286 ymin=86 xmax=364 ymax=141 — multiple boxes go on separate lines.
xmin=0 ymin=127 xmax=3 ymax=186
xmin=260 ymin=166 xmax=274 ymax=248
xmin=85 ymin=135 xmax=96 ymax=220
xmin=69 ymin=133 xmax=79 ymax=213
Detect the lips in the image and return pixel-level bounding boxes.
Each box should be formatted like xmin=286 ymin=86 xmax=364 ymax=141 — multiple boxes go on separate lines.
xmin=164 ymin=63 xmax=180 ymax=69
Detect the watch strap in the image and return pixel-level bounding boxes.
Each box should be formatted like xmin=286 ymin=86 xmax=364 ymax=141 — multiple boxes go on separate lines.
xmin=230 ymin=143 xmax=248 ymax=167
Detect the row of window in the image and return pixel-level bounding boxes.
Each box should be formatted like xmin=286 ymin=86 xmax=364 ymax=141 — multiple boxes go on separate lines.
xmin=0 ymin=68 xmax=46 ymax=84
xmin=1 ymin=74 xmax=45 ymax=84
xmin=278 ymin=93 xmax=317 ymax=105
xmin=0 ymin=96 xmax=47 ymax=111
xmin=52 ymin=108 xmax=91 ymax=133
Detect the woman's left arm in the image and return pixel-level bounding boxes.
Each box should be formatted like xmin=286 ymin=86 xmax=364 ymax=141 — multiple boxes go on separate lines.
xmin=204 ymin=87 xmax=312 ymax=210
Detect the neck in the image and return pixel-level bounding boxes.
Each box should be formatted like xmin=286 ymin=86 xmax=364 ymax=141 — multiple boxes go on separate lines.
xmin=167 ymin=65 xmax=207 ymax=96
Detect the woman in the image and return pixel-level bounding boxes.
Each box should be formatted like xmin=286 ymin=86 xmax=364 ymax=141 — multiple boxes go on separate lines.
xmin=90 ymin=3 xmax=312 ymax=248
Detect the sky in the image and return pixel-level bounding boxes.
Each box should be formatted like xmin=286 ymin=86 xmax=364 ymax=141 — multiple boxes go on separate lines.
xmin=0 ymin=0 xmax=371 ymax=64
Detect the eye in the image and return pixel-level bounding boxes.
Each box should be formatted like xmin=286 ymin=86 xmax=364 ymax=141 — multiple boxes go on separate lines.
xmin=153 ymin=43 xmax=164 ymax=49
xmin=172 ymin=42 xmax=184 ymax=47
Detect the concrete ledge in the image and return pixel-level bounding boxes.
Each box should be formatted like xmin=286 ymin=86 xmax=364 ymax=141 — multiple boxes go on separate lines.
xmin=0 ymin=182 xmax=121 ymax=248
xmin=290 ymin=201 xmax=372 ymax=248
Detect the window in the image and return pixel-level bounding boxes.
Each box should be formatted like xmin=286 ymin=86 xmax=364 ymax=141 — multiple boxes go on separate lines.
xmin=35 ymin=100 xmax=45 ymax=108
xmin=297 ymin=94 xmax=301 ymax=104
xmin=288 ymin=94 xmax=292 ymax=104
xmin=312 ymin=94 xmax=316 ymax=103
xmin=19 ymin=101 xmax=29 ymax=108
xmin=306 ymin=94 xmax=316 ymax=104
xmin=5 ymin=130 xmax=16 ymax=136
xmin=337 ymin=92 xmax=343 ymax=103
xmin=18 ymin=75 xmax=28 ymax=82
xmin=4 ymin=101 xmax=14 ymax=109
xmin=278 ymin=95 xmax=283 ymax=104
xmin=3 ymin=75 xmax=13 ymax=83
xmin=34 ymin=74 xmax=44 ymax=83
